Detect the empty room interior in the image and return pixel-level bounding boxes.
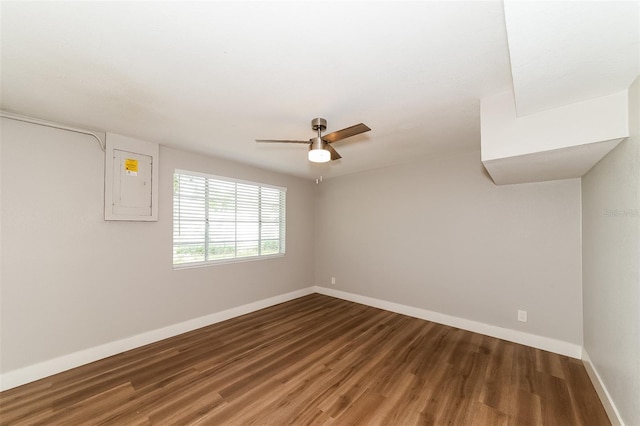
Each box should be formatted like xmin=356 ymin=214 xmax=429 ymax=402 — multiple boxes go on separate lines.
xmin=1 ymin=1 xmax=639 ymax=425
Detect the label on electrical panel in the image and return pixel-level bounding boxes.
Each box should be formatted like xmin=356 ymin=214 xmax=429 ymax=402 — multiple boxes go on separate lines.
xmin=125 ymin=158 xmax=138 ymax=176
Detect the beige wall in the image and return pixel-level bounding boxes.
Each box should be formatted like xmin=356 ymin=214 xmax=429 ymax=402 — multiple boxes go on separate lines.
xmin=0 ymin=118 xmax=315 ymax=373
xmin=582 ymin=76 xmax=640 ymax=425
xmin=315 ymin=149 xmax=583 ymax=345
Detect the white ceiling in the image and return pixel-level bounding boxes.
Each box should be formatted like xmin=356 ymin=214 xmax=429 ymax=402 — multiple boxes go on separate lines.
xmin=1 ymin=1 xmax=638 ymax=180
xmin=505 ymin=0 xmax=640 ymax=116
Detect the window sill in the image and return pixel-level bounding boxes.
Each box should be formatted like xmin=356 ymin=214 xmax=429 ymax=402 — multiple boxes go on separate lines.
xmin=173 ymin=253 xmax=285 ymax=270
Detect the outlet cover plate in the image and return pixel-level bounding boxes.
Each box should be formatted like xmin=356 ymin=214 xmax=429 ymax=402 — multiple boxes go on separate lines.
xmin=518 ymin=310 xmax=528 ymax=322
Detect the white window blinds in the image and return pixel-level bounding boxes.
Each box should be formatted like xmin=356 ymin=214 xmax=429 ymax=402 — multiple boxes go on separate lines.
xmin=173 ymin=170 xmax=286 ymax=267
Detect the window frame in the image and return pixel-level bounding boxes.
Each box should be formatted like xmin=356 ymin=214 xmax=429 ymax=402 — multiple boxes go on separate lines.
xmin=172 ymin=169 xmax=286 ymax=269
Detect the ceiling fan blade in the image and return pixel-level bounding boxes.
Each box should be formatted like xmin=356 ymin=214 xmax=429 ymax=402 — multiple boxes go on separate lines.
xmin=256 ymin=139 xmax=310 ymax=144
xmin=325 ymin=144 xmax=342 ymax=161
xmin=322 ymin=123 xmax=371 ymax=143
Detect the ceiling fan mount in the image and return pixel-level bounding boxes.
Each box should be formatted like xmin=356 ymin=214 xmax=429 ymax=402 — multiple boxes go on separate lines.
xmin=311 ymin=118 xmax=327 ymax=132
xmin=256 ymin=117 xmax=371 ymax=163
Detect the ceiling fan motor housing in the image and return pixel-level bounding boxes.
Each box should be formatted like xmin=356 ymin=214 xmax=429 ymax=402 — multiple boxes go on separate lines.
xmin=309 ymin=137 xmax=327 ymax=151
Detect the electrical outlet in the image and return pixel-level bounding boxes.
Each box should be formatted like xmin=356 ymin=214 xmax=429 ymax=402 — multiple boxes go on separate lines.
xmin=331 ymin=276 xmax=336 ymax=285
xmin=518 ymin=310 xmax=527 ymax=322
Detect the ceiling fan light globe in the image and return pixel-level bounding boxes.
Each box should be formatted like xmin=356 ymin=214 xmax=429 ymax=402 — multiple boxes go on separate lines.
xmin=308 ymin=148 xmax=331 ymax=163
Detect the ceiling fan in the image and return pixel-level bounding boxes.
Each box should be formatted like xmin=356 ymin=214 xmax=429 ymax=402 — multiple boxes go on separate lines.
xmin=256 ymin=118 xmax=371 ymax=163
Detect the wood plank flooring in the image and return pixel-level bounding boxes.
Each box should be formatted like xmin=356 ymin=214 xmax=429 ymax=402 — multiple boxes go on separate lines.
xmin=0 ymin=294 xmax=610 ymax=425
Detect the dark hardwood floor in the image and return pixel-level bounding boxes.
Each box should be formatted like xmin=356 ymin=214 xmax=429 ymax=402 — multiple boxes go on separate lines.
xmin=0 ymin=294 xmax=610 ymax=425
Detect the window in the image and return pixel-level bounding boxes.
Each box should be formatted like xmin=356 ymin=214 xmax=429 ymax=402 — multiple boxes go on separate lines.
xmin=173 ymin=170 xmax=286 ymax=268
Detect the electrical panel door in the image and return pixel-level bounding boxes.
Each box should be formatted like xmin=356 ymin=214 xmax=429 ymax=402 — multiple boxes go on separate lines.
xmin=105 ymin=133 xmax=159 ymax=221
xmin=111 ymin=149 xmax=153 ymax=216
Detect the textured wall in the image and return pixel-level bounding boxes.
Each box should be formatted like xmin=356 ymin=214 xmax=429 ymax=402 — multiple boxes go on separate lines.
xmin=315 ymin=149 xmax=583 ymax=345
xmin=0 ymin=118 xmax=315 ymax=373
xmin=582 ymin=76 xmax=640 ymax=425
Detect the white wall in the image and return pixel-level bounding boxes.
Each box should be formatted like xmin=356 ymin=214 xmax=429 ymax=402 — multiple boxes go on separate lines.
xmin=582 ymin=76 xmax=640 ymax=425
xmin=315 ymin=149 xmax=583 ymax=346
xmin=0 ymin=118 xmax=315 ymax=374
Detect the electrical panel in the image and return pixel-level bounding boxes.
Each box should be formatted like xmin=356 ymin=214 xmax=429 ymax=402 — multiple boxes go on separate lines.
xmin=105 ymin=133 xmax=159 ymax=221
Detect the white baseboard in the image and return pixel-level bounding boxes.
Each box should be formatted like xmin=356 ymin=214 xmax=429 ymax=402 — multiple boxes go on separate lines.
xmin=313 ymin=286 xmax=582 ymax=359
xmin=0 ymin=286 xmax=584 ymax=392
xmin=582 ymin=349 xmax=625 ymax=426
xmin=0 ymin=287 xmax=315 ymax=391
